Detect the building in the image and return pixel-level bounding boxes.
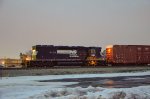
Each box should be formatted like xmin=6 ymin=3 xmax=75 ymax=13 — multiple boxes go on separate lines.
xmin=0 ymin=58 xmax=22 ymax=68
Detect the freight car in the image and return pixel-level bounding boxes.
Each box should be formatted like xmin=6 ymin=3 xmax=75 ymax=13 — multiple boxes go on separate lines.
xmin=21 ymin=45 xmax=105 ymax=67
xmin=106 ymin=45 xmax=150 ymax=66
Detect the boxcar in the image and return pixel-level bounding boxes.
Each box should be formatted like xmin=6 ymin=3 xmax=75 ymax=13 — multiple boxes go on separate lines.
xmin=23 ymin=45 xmax=104 ymax=67
xmin=106 ymin=45 xmax=150 ymax=65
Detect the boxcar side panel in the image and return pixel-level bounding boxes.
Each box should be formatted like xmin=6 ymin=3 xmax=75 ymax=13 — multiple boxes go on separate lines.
xmin=136 ymin=45 xmax=150 ymax=64
xmin=110 ymin=45 xmax=150 ymax=65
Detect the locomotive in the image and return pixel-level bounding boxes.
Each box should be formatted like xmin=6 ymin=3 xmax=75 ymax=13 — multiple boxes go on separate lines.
xmin=21 ymin=45 xmax=106 ymax=67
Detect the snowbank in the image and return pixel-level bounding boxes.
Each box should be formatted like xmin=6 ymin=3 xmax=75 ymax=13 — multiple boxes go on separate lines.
xmin=0 ymin=71 xmax=150 ymax=99
xmin=28 ymin=86 xmax=150 ymax=99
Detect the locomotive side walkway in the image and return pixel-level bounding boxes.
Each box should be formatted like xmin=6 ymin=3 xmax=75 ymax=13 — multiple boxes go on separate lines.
xmin=1 ymin=66 xmax=150 ymax=77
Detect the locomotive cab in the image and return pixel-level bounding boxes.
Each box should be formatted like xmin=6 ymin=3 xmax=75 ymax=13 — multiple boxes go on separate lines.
xmin=86 ymin=47 xmax=102 ymax=66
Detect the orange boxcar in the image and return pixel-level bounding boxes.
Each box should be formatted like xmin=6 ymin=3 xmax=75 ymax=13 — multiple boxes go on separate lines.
xmin=106 ymin=45 xmax=150 ymax=65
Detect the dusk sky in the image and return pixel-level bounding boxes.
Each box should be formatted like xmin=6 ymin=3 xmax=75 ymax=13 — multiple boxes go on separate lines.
xmin=0 ymin=0 xmax=150 ymax=58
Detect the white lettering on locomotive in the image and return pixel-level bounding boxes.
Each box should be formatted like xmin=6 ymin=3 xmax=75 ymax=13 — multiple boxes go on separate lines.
xmin=57 ymin=50 xmax=79 ymax=57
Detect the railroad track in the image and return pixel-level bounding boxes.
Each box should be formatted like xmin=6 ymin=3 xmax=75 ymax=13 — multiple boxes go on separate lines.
xmin=1 ymin=65 xmax=150 ymax=77
xmin=1 ymin=65 xmax=150 ymax=70
xmin=1 ymin=66 xmax=102 ymax=70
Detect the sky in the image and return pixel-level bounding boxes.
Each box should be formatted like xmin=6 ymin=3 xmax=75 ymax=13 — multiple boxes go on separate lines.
xmin=0 ymin=0 xmax=150 ymax=58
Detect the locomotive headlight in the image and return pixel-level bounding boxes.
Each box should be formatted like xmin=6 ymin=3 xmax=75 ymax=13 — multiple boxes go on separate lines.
xmin=32 ymin=49 xmax=37 ymax=55
xmin=32 ymin=49 xmax=36 ymax=52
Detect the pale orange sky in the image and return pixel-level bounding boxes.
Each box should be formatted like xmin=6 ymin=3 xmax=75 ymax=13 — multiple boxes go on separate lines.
xmin=0 ymin=0 xmax=150 ymax=58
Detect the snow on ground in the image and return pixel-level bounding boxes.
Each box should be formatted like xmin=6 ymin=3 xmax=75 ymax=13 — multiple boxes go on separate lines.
xmin=0 ymin=71 xmax=150 ymax=99
xmin=29 ymin=86 xmax=150 ymax=99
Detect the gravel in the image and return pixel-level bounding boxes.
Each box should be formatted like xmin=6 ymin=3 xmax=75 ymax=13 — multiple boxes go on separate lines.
xmin=1 ymin=66 xmax=150 ymax=77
